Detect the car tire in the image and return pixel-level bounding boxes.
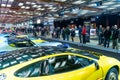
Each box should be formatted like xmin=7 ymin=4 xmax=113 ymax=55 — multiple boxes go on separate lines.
xmin=105 ymin=68 xmax=118 ymax=80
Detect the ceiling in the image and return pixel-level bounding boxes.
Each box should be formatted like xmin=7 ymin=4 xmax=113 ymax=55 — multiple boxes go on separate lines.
xmin=0 ymin=0 xmax=120 ymax=24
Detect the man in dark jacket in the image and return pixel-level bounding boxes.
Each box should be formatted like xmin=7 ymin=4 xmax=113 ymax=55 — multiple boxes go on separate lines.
xmin=61 ymin=27 xmax=66 ymax=40
xmin=65 ymin=27 xmax=70 ymax=41
xmin=103 ymin=26 xmax=111 ymax=48
xmin=56 ymin=27 xmax=61 ymax=39
xmin=97 ymin=25 xmax=103 ymax=45
xmin=70 ymin=28 xmax=75 ymax=42
xmin=78 ymin=25 xmax=82 ymax=43
xmin=112 ymin=25 xmax=119 ymax=50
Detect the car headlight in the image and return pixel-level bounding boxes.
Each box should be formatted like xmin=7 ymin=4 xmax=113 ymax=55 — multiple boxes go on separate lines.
xmin=0 ymin=73 xmax=6 ymax=80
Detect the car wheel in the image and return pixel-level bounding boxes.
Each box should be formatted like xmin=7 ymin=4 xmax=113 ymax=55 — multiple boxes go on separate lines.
xmin=105 ymin=68 xmax=118 ymax=80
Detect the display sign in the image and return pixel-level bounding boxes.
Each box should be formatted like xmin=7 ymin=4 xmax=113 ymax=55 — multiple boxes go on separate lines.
xmin=90 ymin=29 xmax=96 ymax=36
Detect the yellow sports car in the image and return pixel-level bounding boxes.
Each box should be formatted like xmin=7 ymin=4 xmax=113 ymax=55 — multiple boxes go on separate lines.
xmin=15 ymin=35 xmax=62 ymax=47
xmin=0 ymin=47 xmax=119 ymax=80
xmin=0 ymin=36 xmax=35 ymax=52
xmin=29 ymin=37 xmax=62 ymax=47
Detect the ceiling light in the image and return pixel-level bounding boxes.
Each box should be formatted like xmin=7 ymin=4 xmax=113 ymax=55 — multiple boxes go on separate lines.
xmin=39 ymin=13 xmax=41 ymax=15
xmin=38 ymin=5 xmax=42 ymax=7
xmin=25 ymin=7 xmax=30 ymax=9
xmin=21 ymin=6 xmax=25 ymax=8
xmin=45 ymin=4 xmax=49 ymax=7
xmin=9 ymin=11 xmax=12 ymax=12
xmin=49 ymin=5 xmax=53 ymax=7
xmin=18 ymin=3 xmax=23 ymax=6
xmin=26 ymin=2 xmax=31 ymax=4
xmin=37 ymin=8 xmax=45 ymax=10
xmin=9 ymin=0 xmax=14 ymax=1
xmin=51 ymin=9 xmax=57 ymax=12
xmin=9 ymin=0 xmax=14 ymax=2
xmin=7 ymin=5 xmax=12 ymax=7
xmin=23 ymin=12 xmax=27 ymax=14
xmin=64 ymin=15 xmax=68 ymax=17
xmin=41 ymin=8 xmax=45 ymax=10
xmin=48 ymin=6 xmax=53 ymax=9
xmin=1 ymin=4 xmax=6 ymax=7
xmin=37 ymin=8 xmax=41 ymax=10
xmin=33 ymin=5 xmax=37 ymax=7
xmin=4 ymin=11 xmax=7 ymax=13
xmin=31 ymin=2 xmax=36 ymax=5
xmin=17 ymin=13 xmax=22 ymax=14
xmin=13 ymin=11 xmax=16 ymax=13
xmin=26 ymin=12 xmax=30 ymax=15
xmin=35 ymin=13 xmax=39 ymax=15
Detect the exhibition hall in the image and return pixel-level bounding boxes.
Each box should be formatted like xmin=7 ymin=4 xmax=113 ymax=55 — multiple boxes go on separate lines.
xmin=0 ymin=0 xmax=120 ymax=80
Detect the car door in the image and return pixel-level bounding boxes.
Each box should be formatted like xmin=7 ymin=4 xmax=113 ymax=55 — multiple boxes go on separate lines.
xmin=14 ymin=54 xmax=103 ymax=80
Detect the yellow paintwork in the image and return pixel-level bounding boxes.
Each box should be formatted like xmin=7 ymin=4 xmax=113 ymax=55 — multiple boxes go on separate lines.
xmin=15 ymin=35 xmax=46 ymax=43
xmin=16 ymin=35 xmax=28 ymax=38
xmin=9 ymin=44 xmax=15 ymax=47
xmin=32 ymin=39 xmax=46 ymax=43
xmin=0 ymin=40 xmax=3 ymax=43
xmin=0 ymin=53 xmax=120 ymax=80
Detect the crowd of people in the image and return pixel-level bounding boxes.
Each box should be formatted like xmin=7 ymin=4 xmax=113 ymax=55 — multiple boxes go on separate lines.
xmin=97 ymin=25 xmax=120 ymax=50
xmin=47 ymin=25 xmax=120 ymax=50
xmin=0 ymin=24 xmax=120 ymax=50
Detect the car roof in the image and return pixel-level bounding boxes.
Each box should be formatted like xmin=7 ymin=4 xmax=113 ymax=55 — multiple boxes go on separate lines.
xmin=0 ymin=46 xmax=101 ymax=70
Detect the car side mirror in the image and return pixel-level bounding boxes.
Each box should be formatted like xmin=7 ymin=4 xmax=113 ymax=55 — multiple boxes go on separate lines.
xmin=95 ymin=62 xmax=99 ymax=70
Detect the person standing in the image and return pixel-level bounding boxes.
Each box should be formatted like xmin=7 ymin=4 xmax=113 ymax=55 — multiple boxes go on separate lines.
xmin=65 ymin=26 xmax=70 ymax=41
xmin=97 ymin=25 xmax=103 ymax=45
xmin=82 ymin=26 xmax=87 ymax=44
xmin=112 ymin=25 xmax=119 ymax=50
xmin=78 ymin=25 xmax=82 ymax=43
xmin=56 ymin=27 xmax=61 ymax=39
xmin=33 ymin=27 xmax=37 ymax=37
xmin=61 ymin=27 xmax=66 ymax=40
xmin=70 ymin=28 xmax=76 ymax=42
xmin=103 ymin=26 xmax=111 ymax=48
